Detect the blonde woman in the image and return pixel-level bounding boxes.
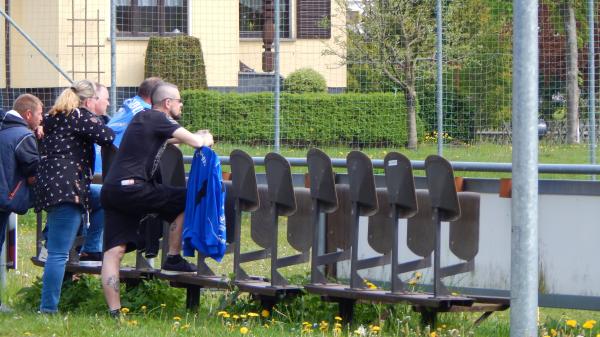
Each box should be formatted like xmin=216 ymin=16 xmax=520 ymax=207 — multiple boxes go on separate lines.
xmin=35 ymin=79 xmax=114 ymax=313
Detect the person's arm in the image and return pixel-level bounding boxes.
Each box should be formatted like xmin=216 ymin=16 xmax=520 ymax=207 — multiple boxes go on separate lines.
xmin=15 ymin=134 xmax=40 ymax=179
xmin=171 ymin=127 xmax=214 ymax=148
xmin=74 ymin=109 xmax=115 ymax=146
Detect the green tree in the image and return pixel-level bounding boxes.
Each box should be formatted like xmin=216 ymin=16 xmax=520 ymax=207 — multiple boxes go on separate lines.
xmin=326 ymin=0 xmax=490 ymax=149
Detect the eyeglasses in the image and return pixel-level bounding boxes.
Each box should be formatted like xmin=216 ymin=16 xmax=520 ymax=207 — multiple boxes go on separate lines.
xmin=165 ymin=97 xmax=183 ymax=104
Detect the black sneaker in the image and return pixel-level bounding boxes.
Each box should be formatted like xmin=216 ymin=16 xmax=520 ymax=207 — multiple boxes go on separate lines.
xmin=161 ymin=255 xmax=197 ymax=275
xmin=79 ymin=252 xmax=102 ymax=267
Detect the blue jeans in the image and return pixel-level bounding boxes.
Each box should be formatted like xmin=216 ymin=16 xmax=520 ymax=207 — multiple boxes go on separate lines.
xmin=0 ymin=211 xmax=8 ymax=256
xmin=40 ymin=202 xmax=83 ymax=313
xmin=81 ymin=184 xmax=103 ymax=253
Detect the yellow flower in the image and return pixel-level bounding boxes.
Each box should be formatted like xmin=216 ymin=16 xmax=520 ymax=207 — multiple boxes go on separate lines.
xmin=566 ymin=319 xmax=577 ymax=328
xmin=127 ymin=320 xmax=138 ymax=326
xmin=303 ymin=321 xmax=311 ymax=326
xmin=430 ymin=332 xmax=437 ymax=337
xmin=223 ymin=313 xmax=231 ymax=318
xmin=141 ymin=305 xmax=147 ymax=312
xmin=120 ymin=307 xmax=130 ymax=314
xmin=173 ymin=316 xmax=181 ymax=321
xmin=335 ymin=323 xmax=342 ymax=329
xmin=334 ymin=316 xmax=343 ymax=321
xmin=240 ymin=327 xmax=249 ymax=335
xmin=550 ymin=328 xmax=557 ymax=337
xmin=408 ymin=279 xmax=417 ymax=285
xmin=319 ymin=321 xmax=329 ymax=331
xmin=182 ymin=323 xmax=191 ymax=330
xmin=583 ymin=320 xmax=597 ymax=329
xmin=247 ymin=312 xmax=259 ymax=318
xmin=415 ymin=272 xmax=423 ymax=279
xmin=217 ymin=311 xmax=228 ymax=317
xmin=365 ymin=282 xmax=378 ymax=289
xmin=261 ymin=309 xmax=270 ymax=318
xmin=233 ymin=314 xmax=240 ymax=320
xmin=370 ymin=325 xmax=381 ymax=333
xmin=160 ymin=303 xmax=167 ymax=308
xmin=240 ymin=314 xmax=247 ymax=319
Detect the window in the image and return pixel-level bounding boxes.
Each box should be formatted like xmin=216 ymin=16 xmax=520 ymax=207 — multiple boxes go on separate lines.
xmin=297 ymin=0 xmax=331 ymax=39
xmin=116 ymin=0 xmax=188 ymax=36
xmin=239 ymin=0 xmax=290 ymax=39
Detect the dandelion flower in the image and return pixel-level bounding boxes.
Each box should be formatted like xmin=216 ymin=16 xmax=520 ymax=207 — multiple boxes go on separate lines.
xmin=127 ymin=320 xmax=138 ymax=326
xmin=319 ymin=321 xmax=329 ymax=331
xmin=550 ymin=329 xmax=557 ymax=337
xmin=261 ymin=309 xmax=270 ymax=318
xmin=408 ymin=279 xmax=417 ymax=286
xmin=240 ymin=314 xmax=247 ymax=319
xmin=160 ymin=303 xmax=167 ymax=309
xmin=240 ymin=327 xmax=249 ymax=335
xmin=566 ymin=319 xmax=578 ymax=328
xmin=120 ymin=307 xmax=130 ymax=314
xmin=334 ymin=316 xmax=343 ymax=321
xmin=173 ymin=316 xmax=181 ymax=321
xmin=182 ymin=323 xmax=191 ymax=330
xmin=223 ymin=313 xmax=231 ymax=318
xmin=233 ymin=314 xmax=240 ymax=320
xmin=583 ymin=320 xmax=596 ymax=329
xmin=370 ymin=325 xmax=381 ymax=333
xmin=415 ymin=272 xmax=423 ymax=279
xmin=247 ymin=312 xmax=259 ymax=318
xmin=217 ymin=311 xmax=228 ymax=317
xmin=430 ymin=332 xmax=437 ymax=337
xmin=141 ymin=305 xmax=147 ymax=312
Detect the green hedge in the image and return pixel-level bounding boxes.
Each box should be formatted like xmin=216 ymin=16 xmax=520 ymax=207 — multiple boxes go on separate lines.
xmin=145 ymin=36 xmax=207 ymax=90
xmin=181 ymin=90 xmax=423 ymax=146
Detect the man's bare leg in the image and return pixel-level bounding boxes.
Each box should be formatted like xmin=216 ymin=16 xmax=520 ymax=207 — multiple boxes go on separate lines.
xmin=167 ymin=212 xmax=184 ymax=255
xmin=102 ymin=244 xmax=125 ymax=311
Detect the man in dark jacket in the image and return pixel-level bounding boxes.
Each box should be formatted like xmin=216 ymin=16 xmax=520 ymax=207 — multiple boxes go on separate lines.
xmin=0 ymin=93 xmax=43 ymax=311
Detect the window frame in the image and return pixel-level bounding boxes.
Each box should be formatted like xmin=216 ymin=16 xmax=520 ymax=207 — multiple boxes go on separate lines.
xmin=239 ymin=0 xmax=292 ymax=39
xmin=116 ymin=0 xmax=189 ymax=37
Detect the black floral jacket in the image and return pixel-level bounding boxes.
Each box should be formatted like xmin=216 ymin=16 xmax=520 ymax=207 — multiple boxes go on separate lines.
xmin=34 ymin=107 xmax=114 ymax=212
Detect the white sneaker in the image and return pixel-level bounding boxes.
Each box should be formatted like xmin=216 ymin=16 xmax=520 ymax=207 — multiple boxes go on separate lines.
xmin=38 ymin=247 xmax=48 ymax=262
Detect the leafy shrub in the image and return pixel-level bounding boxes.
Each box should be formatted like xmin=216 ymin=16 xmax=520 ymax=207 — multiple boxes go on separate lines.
xmin=15 ymin=275 xmax=183 ymax=314
xmin=145 ymin=36 xmax=208 ymax=90
xmin=283 ymin=68 xmax=327 ymax=93
xmin=181 ymin=90 xmax=423 ymax=147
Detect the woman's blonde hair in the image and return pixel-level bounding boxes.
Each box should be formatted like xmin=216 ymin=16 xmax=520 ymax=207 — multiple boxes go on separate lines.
xmin=49 ymin=79 xmax=96 ymax=116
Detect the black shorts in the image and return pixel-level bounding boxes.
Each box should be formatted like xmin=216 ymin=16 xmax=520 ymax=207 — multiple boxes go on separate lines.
xmin=101 ymin=181 xmax=186 ymax=253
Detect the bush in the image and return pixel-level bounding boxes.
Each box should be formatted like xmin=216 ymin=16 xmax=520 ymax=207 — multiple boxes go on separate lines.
xmin=145 ymin=36 xmax=208 ymax=90
xmin=181 ymin=91 xmax=423 ymax=147
xmin=283 ymin=68 xmax=327 ymax=93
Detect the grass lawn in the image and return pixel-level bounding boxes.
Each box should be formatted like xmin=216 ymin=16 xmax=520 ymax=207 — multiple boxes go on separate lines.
xmin=2 ymin=212 xmax=600 ymax=337
xmin=195 ymin=142 xmax=600 ymax=180
xmin=2 ymin=143 xmax=600 ymax=336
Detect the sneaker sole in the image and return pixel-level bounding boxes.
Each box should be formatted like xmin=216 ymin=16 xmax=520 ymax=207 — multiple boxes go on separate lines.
xmin=79 ymin=261 xmax=102 ymax=267
xmin=160 ymin=269 xmax=197 ymax=276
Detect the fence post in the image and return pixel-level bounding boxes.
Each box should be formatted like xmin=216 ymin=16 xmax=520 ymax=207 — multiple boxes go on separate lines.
xmin=110 ymin=0 xmax=117 ymax=116
xmin=588 ymin=0 xmax=596 ymax=178
xmin=510 ymin=1 xmax=539 ymax=337
xmin=274 ymin=0 xmax=281 ymax=153
xmin=436 ymin=0 xmax=444 ymax=155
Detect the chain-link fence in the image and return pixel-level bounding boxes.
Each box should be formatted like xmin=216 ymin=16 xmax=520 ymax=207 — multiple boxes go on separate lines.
xmin=1 ymin=0 xmax=599 ymax=164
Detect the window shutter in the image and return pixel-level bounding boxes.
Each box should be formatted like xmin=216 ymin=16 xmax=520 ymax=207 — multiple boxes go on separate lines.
xmin=296 ymin=0 xmax=331 ymax=39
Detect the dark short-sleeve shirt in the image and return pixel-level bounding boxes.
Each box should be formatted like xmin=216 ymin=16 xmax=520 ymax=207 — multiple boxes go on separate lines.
xmin=104 ymin=109 xmax=181 ymax=185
